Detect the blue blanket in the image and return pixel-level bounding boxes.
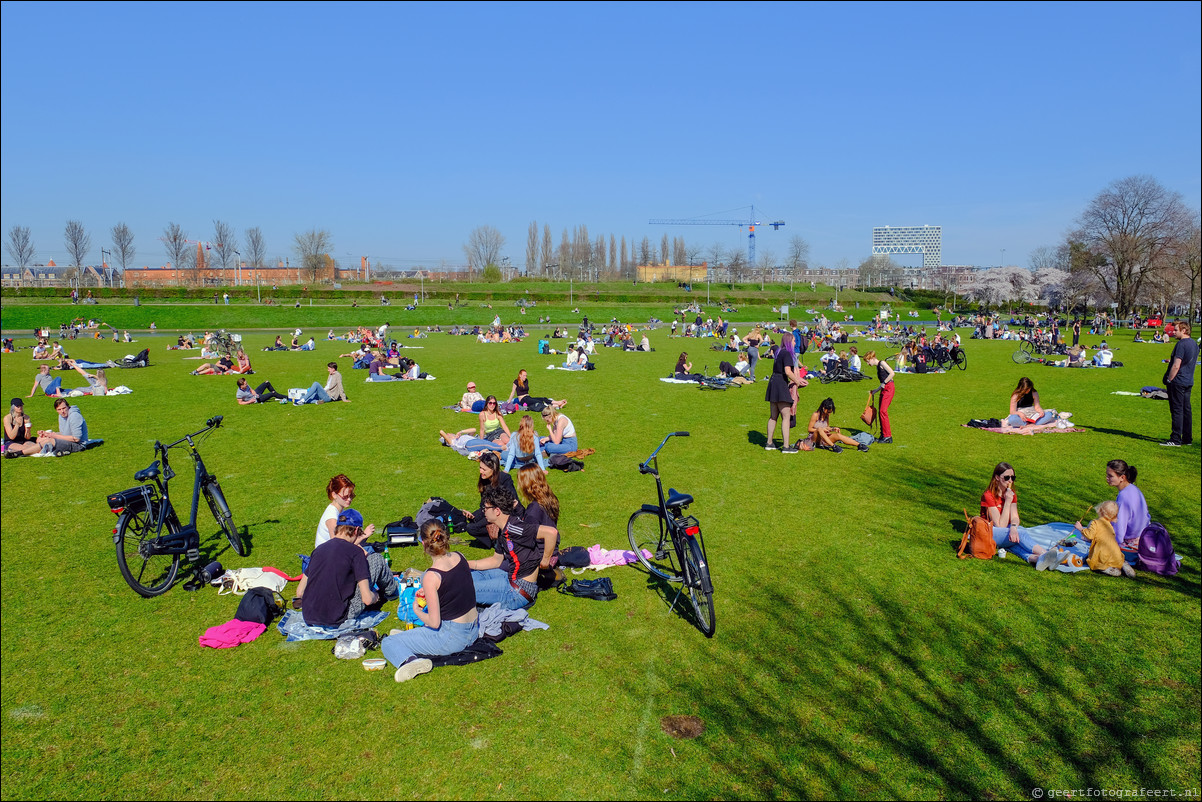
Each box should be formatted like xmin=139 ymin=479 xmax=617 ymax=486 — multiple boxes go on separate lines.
xmin=276 ymin=609 xmax=390 ymax=641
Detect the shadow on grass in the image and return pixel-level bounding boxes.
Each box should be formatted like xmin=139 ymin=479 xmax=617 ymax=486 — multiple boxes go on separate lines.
xmin=1077 ymin=424 xmax=1163 ymax=443
xmin=663 ymin=571 xmax=1188 ymax=798
xmin=627 ymin=565 xmax=710 ymax=636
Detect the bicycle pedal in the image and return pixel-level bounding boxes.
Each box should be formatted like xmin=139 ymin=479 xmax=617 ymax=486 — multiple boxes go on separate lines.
xmin=185 ymin=548 xmax=200 ymax=562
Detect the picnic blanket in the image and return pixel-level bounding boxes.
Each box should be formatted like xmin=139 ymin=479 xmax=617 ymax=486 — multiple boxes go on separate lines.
xmin=659 ymin=377 xmax=700 ymax=384
xmin=276 ymin=608 xmax=390 ymax=642
xmin=1014 ymin=522 xmax=1137 ymax=573
xmin=961 ymin=424 xmax=1086 ymax=435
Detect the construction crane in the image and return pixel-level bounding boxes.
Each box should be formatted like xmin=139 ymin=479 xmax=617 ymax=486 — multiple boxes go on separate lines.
xmin=649 ymin=205 xmax=785 ymax=269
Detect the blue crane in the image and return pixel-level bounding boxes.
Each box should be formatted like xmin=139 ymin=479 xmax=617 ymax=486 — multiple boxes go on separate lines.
xmin=649 ymin=205 xmax=785 ymax=269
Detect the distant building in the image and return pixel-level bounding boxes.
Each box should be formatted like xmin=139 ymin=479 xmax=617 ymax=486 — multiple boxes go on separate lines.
xmin=636 ymin=263 xmax=708 ymax=283
xmin=873 ymin=225 xmax=942 ymax=271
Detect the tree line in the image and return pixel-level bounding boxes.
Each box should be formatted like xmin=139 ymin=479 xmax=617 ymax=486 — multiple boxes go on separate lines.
xmin=4 ymin=220 xmax=336 ymax=287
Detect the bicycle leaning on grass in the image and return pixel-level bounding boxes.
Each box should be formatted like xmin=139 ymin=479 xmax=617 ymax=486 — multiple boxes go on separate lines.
xmin=626 ymin=431 xmax=715 ymax=636
xmin=106 ymin=416 xmax=245 ymax=597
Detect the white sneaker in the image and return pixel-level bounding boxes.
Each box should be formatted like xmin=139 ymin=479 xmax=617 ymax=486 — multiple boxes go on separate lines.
xmin=1036 ymin=550 xmax=1061 ymax=572
xmin=394 ymin=658 xmax=433 ymax=683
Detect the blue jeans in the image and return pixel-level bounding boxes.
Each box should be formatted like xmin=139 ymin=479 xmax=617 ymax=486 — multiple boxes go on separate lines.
xmin=300 ymin=383 xmax=331 ymax=404
xmin=503 ymin=438 xmax=548 ymax=472
xmin=992 ymin=526 xmax=1039 ymax=562
xmin=43 ymin=377 xmax=62 ymax=395
xmin=542 ymin=436 xmax=577 ymax=456
xmin=369 ymin=373 xmax=397 ymax=381
xmin=381 ymin=618 xmax=478 ymax=667
xmin=1006 ymin=411 xmax=1055 ymax=427
xmin=471 ymin=568 xmax=536 ymax=610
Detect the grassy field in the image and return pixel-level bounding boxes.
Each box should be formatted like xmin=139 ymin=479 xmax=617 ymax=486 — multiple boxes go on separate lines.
xmin=0 ymin=302 xmax=1198 ymax=800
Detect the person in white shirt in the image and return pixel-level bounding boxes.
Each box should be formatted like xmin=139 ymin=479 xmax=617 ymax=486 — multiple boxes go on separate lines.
xmin=1094 ymin=344 xmax=1114 ymax=367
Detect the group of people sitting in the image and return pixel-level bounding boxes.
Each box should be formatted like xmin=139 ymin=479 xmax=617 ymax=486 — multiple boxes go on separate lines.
xmin=294 ymin=464 xmax=563 ymax=682
xmin=978 ymin=459 xmax=1146 ymax=577
xmin=3 ymin=396 xmax=91 ymax=457
xmin=439 ymin=369 xmax=576 ymax=463
xmin=190 ymin=349 xmax=253 ymax=376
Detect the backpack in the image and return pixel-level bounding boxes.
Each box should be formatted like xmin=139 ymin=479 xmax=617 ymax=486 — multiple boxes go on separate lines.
xmin=557 ymin=545 xmax=591 ymax=568
xmin=957 ymin=510 xmax=997 ymax=560
xmin=558 ymin=577 xmax=616 ymax=601
xmin=1137 ymin=522 xmax=1179 ymax=576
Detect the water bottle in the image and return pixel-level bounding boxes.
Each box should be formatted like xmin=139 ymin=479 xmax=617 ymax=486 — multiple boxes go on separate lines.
xmin=384 ymin=544 xmax=392 ymax=572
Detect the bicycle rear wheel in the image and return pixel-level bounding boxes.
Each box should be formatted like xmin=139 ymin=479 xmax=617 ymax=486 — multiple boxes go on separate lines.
xmin=116 ymin=508 xmax=180 ymax=597
xmin=204 ymin=480 xmax=244 ymax=556
xmin=1011 ymin=346 xmax=1032 ymax=364
xmin=683 ymin=537 xmax=716 ymax=637
xmin=954 ymin=349 xmax=968 ymax=371
xmin=628 ymin=510 xmax=682 ymax=583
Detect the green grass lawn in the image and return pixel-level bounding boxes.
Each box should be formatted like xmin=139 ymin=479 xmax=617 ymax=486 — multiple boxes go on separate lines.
xmin=1 ymin=306 xmax=1198 ymax=800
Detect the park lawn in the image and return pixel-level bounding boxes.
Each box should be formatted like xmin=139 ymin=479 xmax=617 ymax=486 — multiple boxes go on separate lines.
xmin=0 ymin=310 xmax=1198 ymax=801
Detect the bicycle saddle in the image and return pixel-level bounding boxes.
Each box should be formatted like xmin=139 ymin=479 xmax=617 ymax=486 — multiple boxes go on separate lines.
xmin=665 ymin=489 xmax=693 ymax=509
xmin=135 ymin=461 xmax=160 ymax=481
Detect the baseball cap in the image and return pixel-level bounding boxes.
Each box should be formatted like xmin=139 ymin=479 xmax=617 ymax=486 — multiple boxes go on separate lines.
xmin=337 ymin=508 xmax=364 ymax=528
xmin=10 ymin=398 xmax=22 ymax=408
xmin=467 ymin=382 xmax=476 ymax=390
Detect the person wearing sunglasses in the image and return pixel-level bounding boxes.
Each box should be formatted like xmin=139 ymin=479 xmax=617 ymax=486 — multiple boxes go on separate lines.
xmin=980 ymin=462 xmax=1050 ymax=566
xmin=315 ymin=474 xmax=372 ymax=549
xmin=478 ymin=395 xmax=511 ymax=448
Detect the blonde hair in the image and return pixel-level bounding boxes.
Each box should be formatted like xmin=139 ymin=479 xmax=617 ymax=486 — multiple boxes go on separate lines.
xmin=1095 ymin=500 xmax=1119 ymax=521
xmin=518 ymin=414 xmax=536 ymax=455
xmin=541 ymin=407 xmax=560 ymax=426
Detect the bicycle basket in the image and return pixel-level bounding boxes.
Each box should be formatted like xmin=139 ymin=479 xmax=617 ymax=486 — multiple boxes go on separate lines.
xmin=107 ymin=485 xmax=155 ymax=513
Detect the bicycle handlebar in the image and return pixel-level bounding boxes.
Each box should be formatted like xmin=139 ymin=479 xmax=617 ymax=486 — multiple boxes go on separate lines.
xmin=162 ymin=417 xmax=225 ymax=451
xmin=639 ymin=431 xmax=689 ymax=472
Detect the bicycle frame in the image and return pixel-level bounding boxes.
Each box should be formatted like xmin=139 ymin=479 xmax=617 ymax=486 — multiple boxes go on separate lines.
xmin=638 ymin=432 xmax=706 ymax=561
xmin=108 ymin=418 xmax=222 ymax=561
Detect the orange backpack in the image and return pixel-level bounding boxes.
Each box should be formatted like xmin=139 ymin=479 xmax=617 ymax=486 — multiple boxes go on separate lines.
xmin=957 ymin=509 xmax=997 ymax=560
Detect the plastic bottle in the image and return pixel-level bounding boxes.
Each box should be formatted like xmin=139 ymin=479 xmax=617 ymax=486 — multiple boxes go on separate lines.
xmin=384 ymin=544 xmax=392 ymax=571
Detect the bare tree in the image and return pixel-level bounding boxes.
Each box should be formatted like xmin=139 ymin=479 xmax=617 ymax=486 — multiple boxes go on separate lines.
xmin=64 ymin=220 xmax=91 ymax=270
xmin=110 ymin=222 xmax=135 ymax=277
xmin=619 ymin=236 xmax=628 ymax=274
xmin=637 ymin=237 xmax=652 ymax=267
xmin=541 ymin=225 xmax=553 ymax=274
xmin=758 ymin=249 xmax=777 ymax=290
xmin=162 ymin=223 xmax=191 ymax=284
xmin=212 ymin=220 xmax=238 ymax=282
xmin=462 ymin=225 xmax=504 ymax=274
xmin=609 ymin=235 xmax=617 ymax=277
xmin=525 ymin=221 xmax=539 ymax=275
xmin=1179 ymin=220 xmax=1201 ymax=320
xmin=294 ymin=229 xmax=333 ymax=283
xmin=660 ymin=233 xmax=671 ymax=265
xmin=1072 ymin=175 xmax=1192 ymax=316
xmin=786 ymin=235 xmax=810 ymax=290
xmin=5 ymin=225 xmax=35 ymax=289
xmin=245 ymin=227 xmax=266 ymax=270
xmin=557 ymin=229 xmax=571 ymax=279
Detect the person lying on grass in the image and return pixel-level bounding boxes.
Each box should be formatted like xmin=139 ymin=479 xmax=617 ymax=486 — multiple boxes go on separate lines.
xmin=439 ymin=428 xmax=506 ymax=457
xmin=235 ymin=377 xmax=288 ymax=404
xmin=28 ymin=364 xmax=64 ymax=398
xmin=507 ymin=368 xmax=567 ymax=412
xmin=193 ymin=349 xmax=252 ymax=376
xmin=381 ymin=519 xmax=479 ymax=684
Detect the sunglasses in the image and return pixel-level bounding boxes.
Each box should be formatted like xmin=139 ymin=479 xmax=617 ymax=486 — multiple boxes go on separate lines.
xmin=1001 ymin=474 xmax=1016 ymax=481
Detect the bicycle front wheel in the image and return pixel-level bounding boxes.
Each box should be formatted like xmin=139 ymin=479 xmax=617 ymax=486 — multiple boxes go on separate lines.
xmin=954 ymin=349 xmax=968 ymax=371
xmin=1011 ymin=347 xmax=1031 ymax=364
xmin=116 ymin=508 xmax=180 ymax=597
xmin=682 ymin=537 xmax=716 ymax=637
xmin=628 ymin=510 xmax=682 ymax=583
xmin=204 ymin=481 xmax=244 ymax=556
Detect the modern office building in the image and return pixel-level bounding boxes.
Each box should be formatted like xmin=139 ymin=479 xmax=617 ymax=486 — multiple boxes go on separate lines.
xmin=872 ymin=225 xmax=942 ymax=270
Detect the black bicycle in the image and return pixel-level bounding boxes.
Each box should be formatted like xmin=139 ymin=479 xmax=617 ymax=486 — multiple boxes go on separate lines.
xmin=932 ymin=344 xmax=968 ymax=371
xmin=106 ymin=416 xmax=244 ymax=597
xmin=627 ymin=432 xmax=715 ymax=636
xmin=1012 ymin=338 xmax=1059 ymax=364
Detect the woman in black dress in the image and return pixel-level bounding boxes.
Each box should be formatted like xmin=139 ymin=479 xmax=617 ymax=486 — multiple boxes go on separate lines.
xmin=765 ymin=333 xmax=801 ymax=452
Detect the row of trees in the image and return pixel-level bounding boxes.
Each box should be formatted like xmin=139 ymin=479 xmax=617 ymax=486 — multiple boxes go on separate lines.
xmin=983 ymin=175 xmax=1201 ymax=318
xmin=4 ymin=220 xmax=335 ymax=287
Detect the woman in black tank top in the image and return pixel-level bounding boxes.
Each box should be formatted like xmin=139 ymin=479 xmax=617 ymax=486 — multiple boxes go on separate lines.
xmin=380 ymin=520 xmax=479 ymax=683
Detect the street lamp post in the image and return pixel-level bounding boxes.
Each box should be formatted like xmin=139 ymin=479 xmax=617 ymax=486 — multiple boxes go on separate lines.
xmin=100 ymin=248 xmax=112 ymax=289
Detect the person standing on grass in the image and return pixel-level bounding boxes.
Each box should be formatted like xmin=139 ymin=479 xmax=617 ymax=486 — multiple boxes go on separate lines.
xmin=1162 ymin=322 xmax=1196 ymax=447
xmin=744 ymin=326 xmax=763 ymax=382
xmin=765 ymin=333 xmax=801 ymax=452
xmin=864 ymin=351 xmax=894 ymax=444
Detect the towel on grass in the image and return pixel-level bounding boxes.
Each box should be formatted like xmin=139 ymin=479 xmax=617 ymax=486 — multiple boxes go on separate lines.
xmin=200 ymin=619 xmax=267 ymax=648
xmin=960 ymin=424 xmax=1086 ymax=435
xmin=276 ymin=609 xmax=390 ymax=642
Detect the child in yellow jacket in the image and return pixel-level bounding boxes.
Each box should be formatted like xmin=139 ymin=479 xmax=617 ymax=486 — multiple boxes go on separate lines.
xmin=1075 ymin=500 xmax=1133 ymax=577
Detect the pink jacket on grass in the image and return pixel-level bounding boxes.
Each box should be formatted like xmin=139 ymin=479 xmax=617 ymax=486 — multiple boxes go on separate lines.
xmin=199 ymin=619 xmax=266 ymax=648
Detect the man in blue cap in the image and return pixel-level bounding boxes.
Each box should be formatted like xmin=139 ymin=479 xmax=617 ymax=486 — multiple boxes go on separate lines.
xmin=294 ymin=508 xmax=398 ymax=627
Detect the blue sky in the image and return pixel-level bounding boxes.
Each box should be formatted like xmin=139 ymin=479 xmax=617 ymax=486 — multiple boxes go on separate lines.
xmin=2 ymin=1 xmax=1199 ymax=272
